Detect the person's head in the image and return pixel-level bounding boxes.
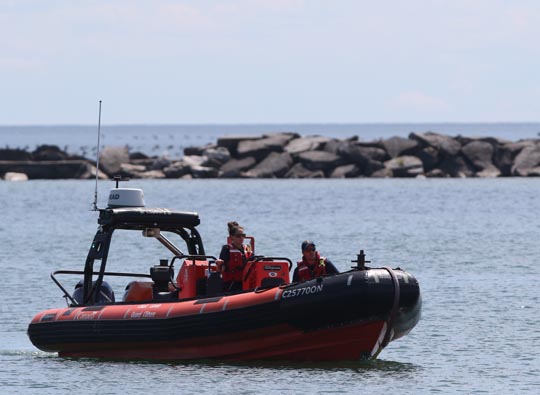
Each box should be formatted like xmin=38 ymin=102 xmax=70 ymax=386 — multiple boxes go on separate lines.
xmin=301 ymin=240 xmax=317 ymax=261
xmin=228 ymin=221 xmax=246 ymax=246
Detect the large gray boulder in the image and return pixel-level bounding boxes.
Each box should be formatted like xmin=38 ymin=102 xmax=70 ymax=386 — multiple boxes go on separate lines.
xmin=243 ymin=152 xmax=293 ymax=178
xmin=330 ymin=164 xmax=361 ymax=178
xmin=511 ymin=144 xmax=540 ymax=176
xmin=203 ymin=146 xmax=231 ymax=168
xmin=119 ymin=163 xmax=147 ymax=178
xmin=99 ymin=146 xmax=130 ymax=176
xmin=337 ymin=143 xmax=386 ymax=175
xmin=410 ymin=132 xmax=461 ymax=157
xmin=236 ymin=135 xmax=291 ymax=160
xmin=163 ymin=161 xmax=191 ymax=178
xmin=297 ymin=150 xmax=343 ymax=173
xmin=438 ymin=156 xmax=474 ymax=177
xmin=285 ymin=163 xmax=325 ymax=178
xmin=382 ymin=136 xmax=419 ymax=158
xmin=339 ymin=143 xmax=388 ymax=163
xmin=216 ymin=136 xmax=259 ymax=156
xmin=383 ymin=156 xmax=424 ymax=177
xmin=190 ymin=165 xmax=219 ymax=178
xmin=219 ymin=157 xmax=257 ymax=178
xmin=285 ymin=136 xmax=331 ymax=155
xmin=461 ymin=141 xmax=500 ymax=177
xmin=415 ymin=146 xmax=439 ymax=172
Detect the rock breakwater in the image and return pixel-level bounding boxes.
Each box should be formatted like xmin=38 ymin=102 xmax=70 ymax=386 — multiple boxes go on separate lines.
xmin=2 ymin=132 xmax=540 ymax=180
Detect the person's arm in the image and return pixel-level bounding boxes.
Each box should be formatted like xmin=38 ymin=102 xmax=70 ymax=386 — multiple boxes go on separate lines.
xmin=292 ymin=267 xmax=299 ymax=282
xmin=219 ymin=245 xmax=230 ymax=263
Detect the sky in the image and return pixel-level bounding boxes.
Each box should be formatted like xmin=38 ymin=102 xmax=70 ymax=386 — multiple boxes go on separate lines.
xmin=1 ymin=0 xmax=539 ymax=125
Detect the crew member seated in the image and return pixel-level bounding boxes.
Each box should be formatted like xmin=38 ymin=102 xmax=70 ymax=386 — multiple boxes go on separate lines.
xmin=293 ymin=240 xmax=339 ymax=282
xmin=218 ymin=221 xmax=252 ymax=292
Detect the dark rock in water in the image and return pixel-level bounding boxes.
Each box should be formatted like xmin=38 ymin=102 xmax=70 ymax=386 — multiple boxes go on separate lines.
xmin=426 ymin=168 xmax=447 ymax=178
xmin=219 ymin=157 xmax=257 ymax=178
xmin=191 ymin=165 xmax=219 ymax=178
xmin=384 ymin=156 xmax=424 ymax=177
xmin=150 ymin=156 xmax=172 ymax=170
xmin=163 ymin=161 xmax=191 ymax=178
xmin=415 ymin=146 xmax=440 ymax=172
xmin=119 ymin=163 xmax=147 ymax=178
xmin=129 ymin=151 xmax=149 ymax=160
xmin=32 ymin=145 xmax=70 ymax=161
xmin=0 ymin=160 xmax=95 ymax=179
xmin=370 ymin=167 xmax=393 ymax=178
xmin=461 ymin=141 xmax=500 ymax=177
xmin=183 ymin=155 xmax=209 ymax=168
xmin=339 ymin=143 xmax=389 ymax=164
xmin=285 ymin=163 xmax=325 ymax=178
xmin=297 ymin=150 xmax=343 ymax=173
xmin=511 ymin=144 xmax=540 ymax=176
xmin=203 ymin=146 xmax=231 ymax=168
xmin=262 ymin=132 xmax=299 ymax=142
xmin=382 ymin=136 xmax=419 ymax=158
xmin=137 ymin=170 xmax=166 ymax=179
xmin=337 ymin=143 xmax=387 ymax=176
xmin=217 ymin=136 xmax=260 ymax=156
xmin=438 ymin=155 xmax=474 ymax=177
xmin=243 ymin=152 xmax=293 ymax=178
xmin=0 ymin=148 xmax=32 ymax=161
xmin=410 ymin=132 xmax=461 ymax=157
xmin=285 ymin=136 xmax=331 ymax=155
xmin=236 ymin=135 xmax=291 ymax=161
xmin=323 ymin=139 xmax=350 ymax=155
xmin=99 ymin=146 xmax=130 ymax=176
xmin=184 ymin=143 xmax=215 ymax=157
xmin=330 ymin=164 xmax=361 ymax=178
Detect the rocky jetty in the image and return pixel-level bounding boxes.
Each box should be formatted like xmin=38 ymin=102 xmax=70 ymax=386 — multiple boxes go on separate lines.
xmin=2 ymin=132 xmax=540 ymax=180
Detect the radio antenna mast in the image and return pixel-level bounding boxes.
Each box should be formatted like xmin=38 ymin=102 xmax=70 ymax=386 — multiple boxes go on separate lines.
xmin=92 ymin=100 xmax=102 ymax=211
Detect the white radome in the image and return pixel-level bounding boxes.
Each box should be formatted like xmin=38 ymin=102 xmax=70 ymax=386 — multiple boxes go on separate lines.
xmin=107 ymin=188 xmax=145 ymax=208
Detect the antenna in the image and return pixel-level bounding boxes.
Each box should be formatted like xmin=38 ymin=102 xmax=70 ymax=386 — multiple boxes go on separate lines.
xmin=92 ymin=100 xmax=102 ymax=211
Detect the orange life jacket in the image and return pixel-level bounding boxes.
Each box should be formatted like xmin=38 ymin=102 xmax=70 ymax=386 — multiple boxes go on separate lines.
xmin=221 ymin=244 xmax=250 ymax=283
xmin=296 ymin=253 xmax=327 ymax=281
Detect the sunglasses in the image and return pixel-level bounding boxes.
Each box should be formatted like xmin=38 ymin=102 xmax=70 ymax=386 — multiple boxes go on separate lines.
xmin=305 ymin=247 xmax=316 ymax=252
xmin=234 ymin=233 xmax=246 ymax=238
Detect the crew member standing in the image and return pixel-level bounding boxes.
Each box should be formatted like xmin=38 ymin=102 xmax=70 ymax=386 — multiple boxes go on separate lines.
xmin=292 ymin=240 xmax=339 ymax=282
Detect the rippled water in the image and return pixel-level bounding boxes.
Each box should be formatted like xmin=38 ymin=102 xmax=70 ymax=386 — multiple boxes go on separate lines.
xmin=1 ymin=179 xmax=539 ymax=394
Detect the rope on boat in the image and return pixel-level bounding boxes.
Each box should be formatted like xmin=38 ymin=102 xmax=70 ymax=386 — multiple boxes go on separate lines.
xmin=381 ymin=267 xmax=401 ymax=348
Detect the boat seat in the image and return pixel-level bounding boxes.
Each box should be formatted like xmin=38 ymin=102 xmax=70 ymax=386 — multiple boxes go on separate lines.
xmin=123 ymin=281 xmax=153 ymax=302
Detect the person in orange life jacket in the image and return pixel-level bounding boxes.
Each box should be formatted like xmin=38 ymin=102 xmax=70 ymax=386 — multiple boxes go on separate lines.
xmin=219 ymin=221 xmax=252 ymax=291
xmin=292 ymin=240 xmax=339 ymax=282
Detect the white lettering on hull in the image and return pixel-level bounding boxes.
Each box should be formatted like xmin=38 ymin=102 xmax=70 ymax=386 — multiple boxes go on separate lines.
xmin=281 ymin=284 xmax=324 ymax=299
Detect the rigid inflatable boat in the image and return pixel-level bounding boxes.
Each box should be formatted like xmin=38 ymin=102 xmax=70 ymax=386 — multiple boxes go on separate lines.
xmin=28 ymin=182 xmax=421 ymax=361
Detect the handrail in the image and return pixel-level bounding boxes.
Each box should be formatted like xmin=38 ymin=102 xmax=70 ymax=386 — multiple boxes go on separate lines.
xmin=51 ymin=270 xmax=152 ymax=306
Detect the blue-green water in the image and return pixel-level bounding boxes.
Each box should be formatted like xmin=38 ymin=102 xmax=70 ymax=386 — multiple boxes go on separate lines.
xmin=1 ymin=178 xmax=539 ymax=394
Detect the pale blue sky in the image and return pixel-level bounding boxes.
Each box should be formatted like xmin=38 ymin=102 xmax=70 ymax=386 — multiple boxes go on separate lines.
xmin=1 ymin=0 xmax=539 ymax=125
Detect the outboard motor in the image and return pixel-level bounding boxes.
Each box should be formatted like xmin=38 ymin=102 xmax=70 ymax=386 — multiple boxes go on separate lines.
xmin=72 ymin=279 xmax=115 ymax=306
